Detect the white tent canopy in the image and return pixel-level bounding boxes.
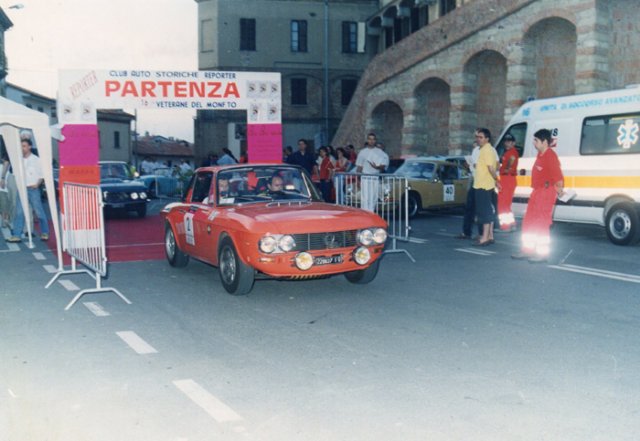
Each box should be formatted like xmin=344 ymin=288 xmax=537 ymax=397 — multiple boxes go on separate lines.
xmin=0 ymin=96 xmax=61 ymax=259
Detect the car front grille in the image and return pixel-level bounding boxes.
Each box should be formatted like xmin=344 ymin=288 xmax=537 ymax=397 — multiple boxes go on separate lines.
xmin=291 ymin=230 xmax=358 ymax=251
xmin=105 ymin=192 xmax=131 ymax=203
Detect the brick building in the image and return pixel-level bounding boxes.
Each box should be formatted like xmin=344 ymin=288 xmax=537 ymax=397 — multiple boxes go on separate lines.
xmin=333 ymin=0 xmax=640 ymax=158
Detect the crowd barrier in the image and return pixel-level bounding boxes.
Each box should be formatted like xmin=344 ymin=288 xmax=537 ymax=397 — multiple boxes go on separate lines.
xmin=45 ymin=182 xmax=131 ymax=310
xmin=334 ymin=172 xmax=414 ymax=262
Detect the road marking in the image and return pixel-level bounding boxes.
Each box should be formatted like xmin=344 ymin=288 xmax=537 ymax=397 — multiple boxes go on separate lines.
xmin=549 ymin=264 xmax=640 ymax=284
xmin=33 ymin=252 xmax=46 ymax=261
xmin=59 ymin=280 xmax=80 ymax=291
xmin=455 ymin=248 xmax=496 ymax=256
xmin=83 ymin=302 xmax=110 ymax=317
xmin=116 ymin=331 xmax=158 ymax=354
xmin=43 ymin=264 xmax=58 ymax=273
xmin=407 ymin=237 xmax=428 ymax=244
xmin=173 ymin=379 xmax=243 ymax=423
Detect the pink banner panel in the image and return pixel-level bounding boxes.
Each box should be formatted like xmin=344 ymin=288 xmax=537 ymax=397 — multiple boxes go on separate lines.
xmin=59 ymin=124 xmax=100 ymax=166
xmin=247 ymin=123 xmax=282 ymax=163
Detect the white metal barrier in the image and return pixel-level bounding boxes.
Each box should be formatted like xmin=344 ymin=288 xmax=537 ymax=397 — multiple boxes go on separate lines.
xmin=334 ymin=172 xmax=414 ymax=262
xmin=45 ymin=182 xmax=131 ymax=310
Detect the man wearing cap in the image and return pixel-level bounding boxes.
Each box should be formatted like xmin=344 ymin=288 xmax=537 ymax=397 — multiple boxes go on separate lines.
xmin=497 ymin=133 xmax=519 ymax=231
xmin=512 ymin=129 xmax=564 ymax=263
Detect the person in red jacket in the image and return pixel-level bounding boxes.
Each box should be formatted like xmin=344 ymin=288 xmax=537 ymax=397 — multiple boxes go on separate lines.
xmin=497 ymin=133 xmax=519 ymax=231
xmin=512 ymin=129 xmax=564 ymax=263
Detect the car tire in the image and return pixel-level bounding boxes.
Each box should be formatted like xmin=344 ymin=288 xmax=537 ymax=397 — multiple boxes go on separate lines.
xmin=344 ymin=257 xmax=381 ymax=285
xmin=218 ymin=237 xmax=255 ymax=295
xmin=165 ymin=225 xmax=189 ymax=267
xmin=605 ymin=202 xmax=640 ymax=246
xmin=136 ymin=204 xmax=147 ymax=218
xmin=407 ymin=192 xmax=421 ymax=219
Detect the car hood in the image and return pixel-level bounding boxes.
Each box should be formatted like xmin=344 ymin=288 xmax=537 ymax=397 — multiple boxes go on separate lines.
xmin=228 ymin=202 xmax=386 ymax=233
xmin=100 ymin=179 xmax=147 ymax=192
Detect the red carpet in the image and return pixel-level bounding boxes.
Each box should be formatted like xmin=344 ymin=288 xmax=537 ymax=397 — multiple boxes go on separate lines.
xmin=47 ymin=215 xmax=166 ymax=263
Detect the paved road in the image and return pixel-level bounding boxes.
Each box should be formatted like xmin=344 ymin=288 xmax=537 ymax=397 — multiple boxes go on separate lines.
xmin=1 ymin=208 xmax=639 ymax=441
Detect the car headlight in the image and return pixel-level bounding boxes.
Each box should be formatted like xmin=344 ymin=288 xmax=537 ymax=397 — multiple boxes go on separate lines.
xmin=130 ymin=192 xmax=139 ymax=200
xmin=278 ymin=235 xmax=296 ymax=252
xmin=372 ymin=228 xmax=387 ymax=244
xmin=353 ymin=247 xmax=371 ymax=265
xmin=295 ymin=252 xmax=314 ymax=270
xmin=357 ymin=229 xmax=374 ymax=246
xmin=140 ymin=191 xmax=147 ymax=199
xmin=259 ymin=235 xmax=277 ymax=254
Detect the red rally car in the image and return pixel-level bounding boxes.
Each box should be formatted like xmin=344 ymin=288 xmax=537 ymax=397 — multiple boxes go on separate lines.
xmin=161 ymin=164 xmax=388 ymax=295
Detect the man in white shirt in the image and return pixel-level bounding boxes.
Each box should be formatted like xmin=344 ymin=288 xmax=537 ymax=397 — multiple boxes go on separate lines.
xmin=355 ymin=133 xmax=389 ymax=212
xmin=7 ymin=139 xmax=49 ymax=242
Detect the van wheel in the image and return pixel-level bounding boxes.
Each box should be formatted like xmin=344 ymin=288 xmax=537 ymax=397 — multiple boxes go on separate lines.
xmin=605 ymin=202 xmax=640 ymax=246
xmin=406 ymin=192 xmax=421 ymax=218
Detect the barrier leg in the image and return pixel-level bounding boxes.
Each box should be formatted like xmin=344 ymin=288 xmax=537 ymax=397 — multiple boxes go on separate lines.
xmin=45 ymin=257 xmax=96 ymax=288
xmin=383 ymin=237 xmax=416 ymax=263
xmin=64 ymin=272 xmax=132 ymax=311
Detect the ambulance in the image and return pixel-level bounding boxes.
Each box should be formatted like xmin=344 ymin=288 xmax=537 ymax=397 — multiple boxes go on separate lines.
xmin=494 ymin=87 xmax=640 ymax=245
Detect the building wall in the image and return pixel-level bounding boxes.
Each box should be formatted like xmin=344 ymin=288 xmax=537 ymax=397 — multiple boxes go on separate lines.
xmin=98 ymin=118 xmax=132 ymax=162
xmin=194 ymin=0 xmax=378 ymax=163
xmin=333 ymin=0 xmax=640 ymax=157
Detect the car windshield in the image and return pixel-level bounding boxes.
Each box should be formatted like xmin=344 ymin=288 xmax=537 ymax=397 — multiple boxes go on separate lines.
xmin=216 ymin=165 xmax=321 ymax=205
xmin=100 ymin=163 xmax=133 ymax=180
xmin=394 ymin=161 xmax=435 ymax=179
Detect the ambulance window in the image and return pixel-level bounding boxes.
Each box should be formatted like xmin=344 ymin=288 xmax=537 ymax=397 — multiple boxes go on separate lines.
xmin=581 ymin=113 xmax=640 ymax=155
xmin=496 ymin=123 xmax=526 ymax=158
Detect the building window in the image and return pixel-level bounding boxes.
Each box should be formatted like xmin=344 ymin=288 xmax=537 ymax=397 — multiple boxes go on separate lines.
xmin=114 ymin=131 xmax=121 ymax=149
xmin=411 ymin=6 xmax=429 ymax=33
xmin=26 ymin=104 xmax=33 ymax=109
xmin=37 ymin=106 xmax=44 ymax=113
xmin=341 ymin=79 xmax=357 ymax=106
xmin=342 ymin=21 xmax=366 ymax=53
xmin=291 ymin=78 xmax=307 ymax=105
xmin=240 ymin=18 xmax=256 ymax=51
xmin=200 ymin=19 xmax=214 ymax=52
xmin=50 ymin=106 xmax=57 ymax=119
xmin=291 ymin=20 xmax=308 ymax=52
xmin=440 ymin=0 xmax=456 ymax=16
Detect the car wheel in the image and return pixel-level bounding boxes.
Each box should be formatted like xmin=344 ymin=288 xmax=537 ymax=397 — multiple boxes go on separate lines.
xmin=344 ymin=257 xmax=380 ymax=285
xmin=407 ymin=192 xmax=421 ymax=218
xmin=218 ymin=237 xmax=255 ymax=295
xmin=165 ymin=225 xmax=189 ymax=267
xmin=136 ymin=204 xmax=147 ymax=218
xmin=605 ymin=202 xmax=640 ymax=246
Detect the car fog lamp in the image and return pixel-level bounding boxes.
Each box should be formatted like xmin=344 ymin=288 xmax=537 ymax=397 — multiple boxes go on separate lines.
xmin=357 ymin=229 xmax=374 ymax=246
xmin=259 ymin=236 xmax=277 ymax=254
xmin=140 ymin=192 xmax=147 ymax=199
xmin=278 ymin=235 xmax=296 ymax=252
xmin=295 ymin=252 xmax=314 ymax=270
xmin=353 ymin=247 xmax=371 ymax=265
xmin=373 ymin=228 xmax=387 ymax=244
xmin=130 ymin=192 xmax=139 ymax=200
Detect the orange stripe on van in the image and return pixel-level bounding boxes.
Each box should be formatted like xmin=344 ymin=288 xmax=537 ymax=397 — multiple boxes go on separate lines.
xmin=516 ymin=176 xmax=640 ymax=188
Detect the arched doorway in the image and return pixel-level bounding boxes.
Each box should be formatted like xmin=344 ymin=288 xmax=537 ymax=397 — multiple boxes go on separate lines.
xmin=463 ymin=50 xmax=508 ymax=142
xmin=523 ymin=17 xmax=577 ymax=99
xmin=370 ymin=100 xmax=404 ymax=158
xmin=413 ymin=77 xmax=451 ymax=155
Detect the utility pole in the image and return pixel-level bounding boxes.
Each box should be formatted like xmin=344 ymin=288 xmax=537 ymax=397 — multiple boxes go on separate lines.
xmin=323 ymin=0 xmax=329 ymax=145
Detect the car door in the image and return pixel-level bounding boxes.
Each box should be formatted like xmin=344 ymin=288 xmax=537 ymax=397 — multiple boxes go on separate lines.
xmin=439 ymin=163 xmax=461 ymax=207
xmin=181 ymin=171 xmax=213 ymax=261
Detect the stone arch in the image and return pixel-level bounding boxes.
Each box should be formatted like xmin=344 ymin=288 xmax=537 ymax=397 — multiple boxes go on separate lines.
xmin=369 ymin=100 xmax=404 ymax=158
xmin=462 ymin=49 xmax=508 ymax=142
xmin=522 ymin=17 xmax=577 ymax=99
xmin=412 ymin=77 xmax=451 ymax=155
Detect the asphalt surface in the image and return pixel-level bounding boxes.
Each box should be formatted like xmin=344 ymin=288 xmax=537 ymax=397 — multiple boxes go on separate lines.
xmin=1 ymin=202 xmax=639 ymax=441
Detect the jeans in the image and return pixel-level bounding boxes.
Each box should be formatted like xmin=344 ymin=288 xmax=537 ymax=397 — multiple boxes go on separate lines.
xmin=12 ymin=187 xmax=49 ymax=237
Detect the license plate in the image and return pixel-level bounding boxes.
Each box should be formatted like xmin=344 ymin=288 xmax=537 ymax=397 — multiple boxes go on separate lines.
xmin=314 ymin=254 xmax=343 ymax=266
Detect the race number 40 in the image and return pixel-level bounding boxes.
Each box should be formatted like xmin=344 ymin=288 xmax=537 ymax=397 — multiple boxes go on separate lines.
xmin=443 ymin=184 xmax=455 ymax=202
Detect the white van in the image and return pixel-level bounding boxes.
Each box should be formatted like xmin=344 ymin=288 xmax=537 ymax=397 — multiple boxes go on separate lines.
xmin=494 ymin=87 xmax=640 ymax=245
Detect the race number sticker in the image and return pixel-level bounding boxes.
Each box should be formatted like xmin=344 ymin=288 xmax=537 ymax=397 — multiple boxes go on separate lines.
xmin=184 ymin=212 xmax=195 ymax=245
xmin=443 ymin=184 xmax=455 ymax=202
